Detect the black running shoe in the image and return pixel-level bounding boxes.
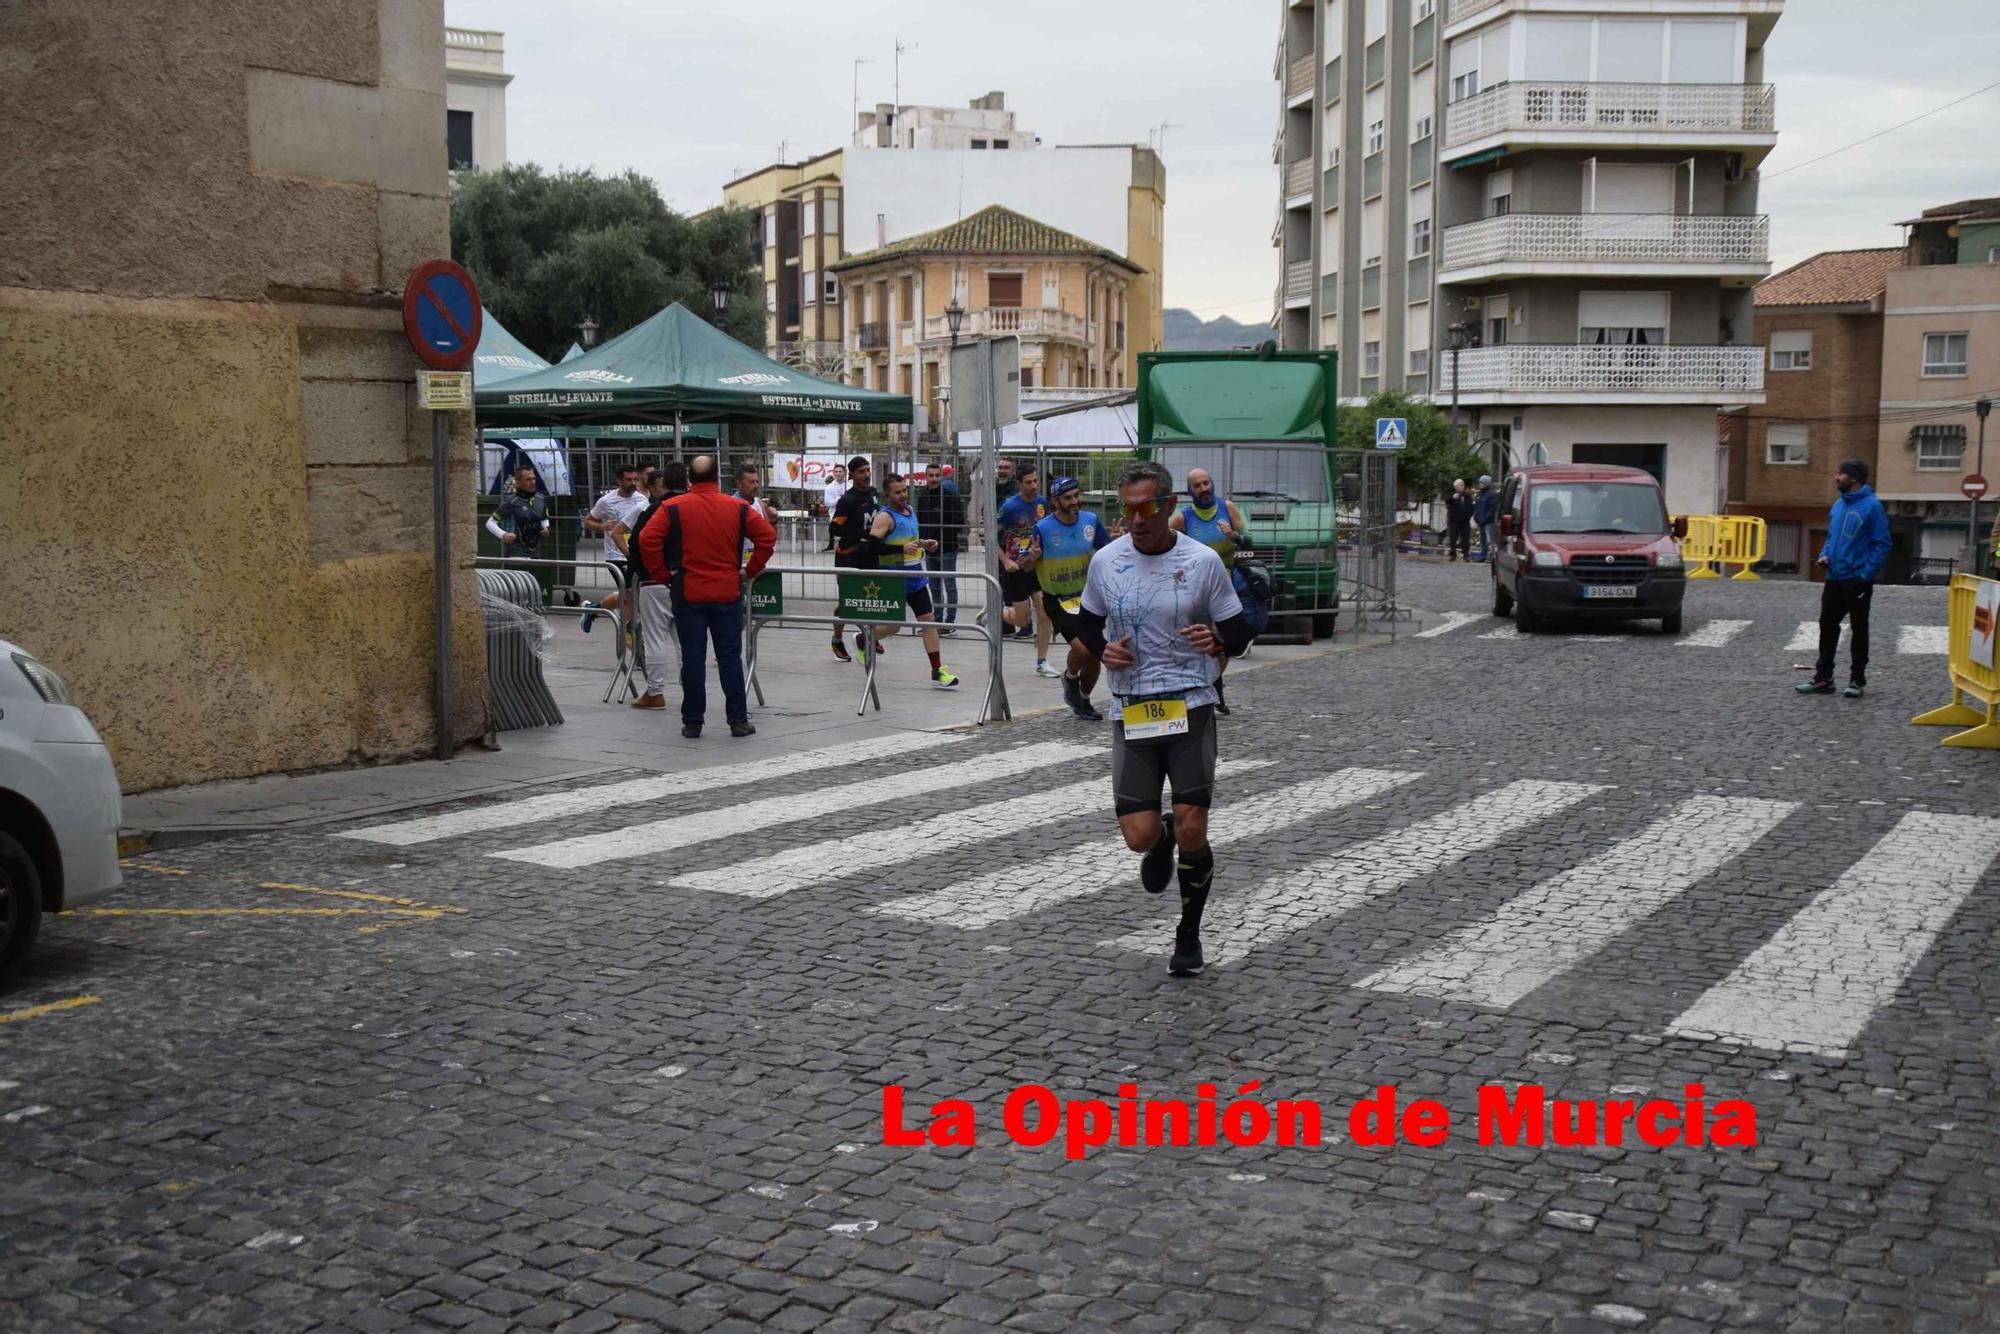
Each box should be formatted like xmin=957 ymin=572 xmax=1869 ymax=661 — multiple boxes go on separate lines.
xmin=1169 ymin=924 xmax=1205 ymax=977
xmin=1063 ymin=674 xmax=1102 ymax=722
xmin=830 ymin=636 xmax=851 ymax=663
xmin=1213 ymin=679 xmax=1231 ymax=717
xmin=1140 ymin=816 xmax=1175 ymax=894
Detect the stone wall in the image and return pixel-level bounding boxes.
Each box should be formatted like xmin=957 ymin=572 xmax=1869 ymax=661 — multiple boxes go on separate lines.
xmin=0 ymin=0 xmax=487 ymax=791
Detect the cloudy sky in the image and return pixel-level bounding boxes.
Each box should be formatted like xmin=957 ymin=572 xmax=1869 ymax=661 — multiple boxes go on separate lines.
xmin=451 ymin=0 xmax=2000 ymax=323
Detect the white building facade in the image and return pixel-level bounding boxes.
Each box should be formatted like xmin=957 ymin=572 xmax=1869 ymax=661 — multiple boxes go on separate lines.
xmin=445 ymin=26 xmax=510 ymax=171
xmin=853 ymin=91 xmax=1042 ymax=151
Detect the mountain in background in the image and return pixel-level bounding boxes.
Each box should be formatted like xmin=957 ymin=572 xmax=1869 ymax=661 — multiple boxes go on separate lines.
xmin=1161 ymin=307 xmax=1271 ymax=351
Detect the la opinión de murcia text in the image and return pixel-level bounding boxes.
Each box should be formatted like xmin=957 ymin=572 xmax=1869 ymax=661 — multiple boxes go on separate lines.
xmin=882 ymin=1082 xmax=1758 ymax=1161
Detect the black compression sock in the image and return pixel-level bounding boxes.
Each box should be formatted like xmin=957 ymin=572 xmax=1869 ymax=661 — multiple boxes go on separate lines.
xmin=1177 ymin=844 xmax=1214 ymax=929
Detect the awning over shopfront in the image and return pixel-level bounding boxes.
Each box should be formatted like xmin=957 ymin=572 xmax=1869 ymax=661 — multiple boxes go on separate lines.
xmin=475 ymin=303 xmax=913 ymax=427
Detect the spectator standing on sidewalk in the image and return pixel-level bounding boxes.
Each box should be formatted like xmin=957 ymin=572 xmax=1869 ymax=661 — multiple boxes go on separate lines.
xmin=638 ymin=455 xmax=777 ymax=738
xmin=821 ymin=464 xmax=850 ymax=552
xmin=1472 ymin=475 xmax=1499 ymax=560
xmin=1797 ymin=459 xmax=1891 ymax=700
xmin=615 ymin=468 xmax=676 ymax=710
xmin=916 ymin=461 xmax=966 ymax=631
xmin=580 ymin=464 xmax=647 ymax=633
xmin=1444 ymin=479 xmax=1474 ymax=562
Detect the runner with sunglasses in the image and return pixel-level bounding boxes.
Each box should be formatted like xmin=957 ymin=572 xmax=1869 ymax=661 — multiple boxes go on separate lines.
xmin=1074 ymin=460 xmax=1255 ymax=977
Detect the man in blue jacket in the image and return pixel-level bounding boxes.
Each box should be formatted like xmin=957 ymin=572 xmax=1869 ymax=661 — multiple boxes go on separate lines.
xmin=1471 ymin=475 xmax=1500 ymax=560
xmin=1798 ymin=459 xmax=1892 ymax=699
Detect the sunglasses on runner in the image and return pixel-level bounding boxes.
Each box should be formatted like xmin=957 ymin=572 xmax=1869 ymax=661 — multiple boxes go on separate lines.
xmin=1123 ymin=497 xmax=1166 ymax=520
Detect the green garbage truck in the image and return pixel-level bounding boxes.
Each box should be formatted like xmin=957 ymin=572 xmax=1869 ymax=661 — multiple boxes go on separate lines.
xmin=1136 ymin=347 xmax=1342 ymax=639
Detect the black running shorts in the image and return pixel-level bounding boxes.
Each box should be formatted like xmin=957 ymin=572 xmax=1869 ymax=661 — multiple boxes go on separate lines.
xmin=905 ymin=581 xmax=934 ymax=619
xmin=1001 ymin=569 xmax=1039 ymax=605
xmin=1111 ymin=702 xmax=1218 ymax=817
xmin=1039 ymin=589 xmax=1084 ymax=643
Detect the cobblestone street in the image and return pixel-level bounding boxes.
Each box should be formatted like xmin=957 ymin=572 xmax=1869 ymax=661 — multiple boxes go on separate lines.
xmin=4 ymin=567 xmax=1994 ymax=1333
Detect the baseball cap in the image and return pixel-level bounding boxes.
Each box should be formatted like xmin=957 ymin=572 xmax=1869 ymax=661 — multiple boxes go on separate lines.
xmin=1050 ymin=476 xmax=1081 ymax=498
xmin=1478 ymin=474 xmax=1492 ymax=484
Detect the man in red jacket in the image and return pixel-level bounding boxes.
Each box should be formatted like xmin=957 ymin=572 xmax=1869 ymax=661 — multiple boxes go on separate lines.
xmin=638 ymin=454 xmax=777 ymax=738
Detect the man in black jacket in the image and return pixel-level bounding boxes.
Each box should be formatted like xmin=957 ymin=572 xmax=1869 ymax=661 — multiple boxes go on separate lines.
xmin=915 ymin=462 xmax=966 ymax=630
xmin=1443 ymin=479 xmax=1475 ymax=562
xmin=827 ymin=456 xmax=879 ymax=662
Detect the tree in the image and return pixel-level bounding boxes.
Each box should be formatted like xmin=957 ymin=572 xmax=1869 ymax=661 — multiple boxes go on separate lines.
xmin=450 ymin=165 xmax=766 ymax=361
xmin=1337 ymin=388 xmax=1489 ymax=502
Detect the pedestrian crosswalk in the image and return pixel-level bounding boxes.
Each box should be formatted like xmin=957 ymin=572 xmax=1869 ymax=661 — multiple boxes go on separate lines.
xmin=331 ymin=742 xmax=2000 ymax=1059
xmin=1418 ymin=612 xmax=1947 ymax=653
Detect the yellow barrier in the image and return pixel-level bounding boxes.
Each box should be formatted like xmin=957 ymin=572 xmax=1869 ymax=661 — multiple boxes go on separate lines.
xmin=1675 ymin=514 xmax=1765 ymax=580
xmin=1911 ymin=573 xmax=2000 ymax=749
xmin=1680 ymin=514 xmax=1722 ymax=578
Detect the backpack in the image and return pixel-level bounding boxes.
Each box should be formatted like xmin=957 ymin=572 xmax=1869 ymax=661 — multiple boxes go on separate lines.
xmin=1231 ymin=558 xmax=1274 ymax=641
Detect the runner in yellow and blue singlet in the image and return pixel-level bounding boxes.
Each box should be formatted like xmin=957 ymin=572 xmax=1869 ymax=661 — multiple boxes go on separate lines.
xmin=1033 ymin=477 xmax=1112 ymax=721
xmin=853 ymin=473 xmax=959 ymax=690
xmin=1169 ymin=467 xmax=1253 ymax=716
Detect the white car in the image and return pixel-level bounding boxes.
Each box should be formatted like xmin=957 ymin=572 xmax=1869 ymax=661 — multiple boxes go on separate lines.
xmin=0 ymin=640 xmax=123 ymax=981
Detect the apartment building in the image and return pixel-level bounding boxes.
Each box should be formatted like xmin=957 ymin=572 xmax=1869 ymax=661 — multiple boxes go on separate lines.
xmin=1275 ymin=0 xmax=1781 ymax=517
xmin=1877 ymin=198 xmax=2000 ymax=559
xmin=1728 ymin=248 xmax=1896 ymax=573
xmin=830 ymin=205 xmax=1141 ymax=441
xmin=853 ymin=91 xmax=1042 ymax=151
xmin=445 ymin=26 xmax=510 ymax=171
xmin=721 ymin=151 xmax=847 ymax=371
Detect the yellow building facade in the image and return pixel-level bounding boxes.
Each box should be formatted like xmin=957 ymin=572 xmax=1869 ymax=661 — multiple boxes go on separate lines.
xmin=720 ymin=150 xmax=846 ymax=371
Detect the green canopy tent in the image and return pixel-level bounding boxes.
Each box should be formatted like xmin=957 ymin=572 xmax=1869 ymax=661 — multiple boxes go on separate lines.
xmin=470 ymin=307 xmax=551 ymax=387
xmin=475 ymin=303 xmax=913 ymax=451
xmin=560 ymin=342 xmax=585 ymax=363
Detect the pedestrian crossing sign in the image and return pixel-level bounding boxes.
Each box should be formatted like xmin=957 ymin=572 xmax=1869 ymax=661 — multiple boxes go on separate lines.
xmin=1375 ymin=417 xmax=1407 ymax=449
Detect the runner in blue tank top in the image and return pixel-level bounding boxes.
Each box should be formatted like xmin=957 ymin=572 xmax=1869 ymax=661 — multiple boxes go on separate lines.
xmin=1033 ymin=476 xmax=1113 ymax=721
xmin=853 ymin=473 xmax=960 ymax=690
xmin=1169 ymin=467 xmax=1254 ymax=716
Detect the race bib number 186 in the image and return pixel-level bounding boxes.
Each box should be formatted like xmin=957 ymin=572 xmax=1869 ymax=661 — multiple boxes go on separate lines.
xmin=1121 ymin=697 xmax=1189 ymax=740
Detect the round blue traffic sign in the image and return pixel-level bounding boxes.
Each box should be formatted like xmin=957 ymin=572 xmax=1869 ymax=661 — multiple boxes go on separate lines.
xmin=402 ymin=259 xmax=483 ymax=370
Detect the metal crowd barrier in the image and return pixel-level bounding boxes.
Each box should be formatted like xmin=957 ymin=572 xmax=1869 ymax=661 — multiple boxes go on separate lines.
xmin=474 ymin=555 xmax=636 ymax=703
xmin=744 ymin=563 xmax=1012 ymax=726
xmin=477 ymin=568 xmax=563 ymax=730
xmin=1912 ymin=573 xmax=2000 ymax=749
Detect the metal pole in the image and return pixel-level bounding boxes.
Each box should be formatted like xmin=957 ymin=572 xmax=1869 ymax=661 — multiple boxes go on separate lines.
xmin=1450 ymin=342 xmax=1461 ymax=450
xmin=1974 ymin=399 xmax=1992 ymax=570
xmin=432 ymin=411 xmax=454 ymax=761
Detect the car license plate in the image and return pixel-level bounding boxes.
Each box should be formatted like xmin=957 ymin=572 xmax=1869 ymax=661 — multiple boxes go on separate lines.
xmin=1584 ymin=585 xmax=1637 ymax=599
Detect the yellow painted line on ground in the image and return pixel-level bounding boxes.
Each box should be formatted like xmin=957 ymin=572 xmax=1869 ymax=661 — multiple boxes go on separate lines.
xmin=119 ymin=860 xmax=190 ymax=876
xmin=256 ymin=881 xmax=466 ymax=913
xmin=81 ymin=906 xmax=448 ymax=921
xmin=0 ymin=995 xmax=103 ymax=1026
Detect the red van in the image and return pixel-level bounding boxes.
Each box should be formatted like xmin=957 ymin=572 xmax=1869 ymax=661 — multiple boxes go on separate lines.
xmin=1490 ymin=464 xmax=1688 ymax=634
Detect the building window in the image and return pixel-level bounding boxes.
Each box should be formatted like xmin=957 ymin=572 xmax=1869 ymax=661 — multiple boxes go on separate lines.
xmin=766 ymin=281 xmax=778 ymax=314
xmin=1367 ymin=120 xmax=1384 ymax=154
xmin=1020 ymin=366 xmax=1035 ymax=389
xmin=1416 ymin=0 xmax=1434 ymax=17
xmin=1412 ymin=219 xmax=1431 ymax=256
xmin=1327 ymin=144 xmax=1341 ymax=168
xmin=764 ymin=212 xmax=777 ymax=249
xmin=971 ymin=139 xmax=988 ymax=149
xmin=1765 ymin=423 xmax=1808 ymax=466
xmin=802 ymin=201 xmax=817 ymax=237
xmin=994 ymin=139 xmax=1009 ymax=149
xmin=446 ymin=109 xmax=474 ymax=170
xmin=1769 ymin=330 xmax=1812 ymax=371
xmin=1413 ymin=114 xmax=1432 ymax=141
xmin=1914 ymin=425 xmax=1967 ymax=469
xmin=1364 ymin=341 xmax=1381 ymax=376
xmin=802 ymin=269 xmax=817 ymax=307
xmin=987 ymin=272 xmax=1024 ymax=307
xmin=1922 ymin=331 xmax=1969 ymax=376
xmin=1988 ymin=245 xmax=2000 ymax=263
xmin=1409 ymin=348 xmax=1430 ymax=375
xmin=1486 ymin=169 xmax=1512 ymax=218
xmin=823 ymin=198 xmax=840 ymax=237
xmin=824 ymin=273 xmax=840 ymax=304
xmin=1450 ymin=69 xmax=1479 ymax=103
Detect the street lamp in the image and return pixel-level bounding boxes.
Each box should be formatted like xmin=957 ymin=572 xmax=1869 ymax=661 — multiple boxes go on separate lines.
xmin=1446 ymin=321 xmax=1472 ymax=449
xmin=579 ymin=314 xmax=599 ymax=349
xmin=1972 ymin=396 xmax=1993 ymax=569
xmin=945 ymin=296 xmax=965 ymax=347
xmin=710 ymin=278 xmax=732 ymax=325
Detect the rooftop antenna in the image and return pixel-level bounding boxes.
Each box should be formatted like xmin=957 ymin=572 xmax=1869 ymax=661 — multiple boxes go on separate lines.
xmin=852 ymin=56 xmax=874 ymax=139
xmin=894 ymin=37 xmax=917 ymax=128
xmin=1151 ymin=122 xmax=1183 ymax=159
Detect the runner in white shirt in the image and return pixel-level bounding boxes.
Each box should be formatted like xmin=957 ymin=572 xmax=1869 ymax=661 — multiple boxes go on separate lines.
xmin=1074 ymin=460 xmax=1253 ymax=978
xmin=821 ymin=465 xmax=850 ymax=552
xmin=580 ymin=463 xmax=648 ymax=633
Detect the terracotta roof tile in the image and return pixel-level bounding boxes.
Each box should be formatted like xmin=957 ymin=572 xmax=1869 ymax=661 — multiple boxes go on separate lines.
xmin=1755 ymin=248 xmax=1901 ymax=308
xmin=830 ymin=204 xmax=1142 ymax=273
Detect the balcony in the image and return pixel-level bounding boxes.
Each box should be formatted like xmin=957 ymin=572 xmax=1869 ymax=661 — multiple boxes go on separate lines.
xmin=1439 ymin=213 xmax=1770 ymax=282
xmin=1445 ymin=0 xmax=1504 ymax=23
xmin=1443 ymin=82 xmax=1777 ymax=164
xmin=856 ymin=321 xmax=887 ymax=350
xmin=920 ymin=307 xmax=1090 ymax=343
xmin=1284 ymin=158 xmax=1314 ymax=203
xmin=1283 ymin=260 xmax=1313 ymax=308
xmin=1287 ymin=54 xmax=1315 ymax=102
xmin=1437 ymin=343 xmax=1764 ymax=405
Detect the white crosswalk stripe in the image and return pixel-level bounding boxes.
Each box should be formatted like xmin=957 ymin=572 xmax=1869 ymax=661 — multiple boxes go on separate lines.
xmin=1898 ymin=625 xmax=1948 ymax=655
xmin=677 ymin=759 xmax=1276 ymax=899
xmin=1676 ymin=619 xmax=1752 ymax=648
xmin=1359 ymin=796 xmax=1797 ymax=1008
xmin=1107 ymin=779 xmax=1604 ymax=964
xmin=335 ymin=732 xmax=962 ymax=847
xmin=490 ymin=741 xmax=1092 ymax=870
xmin=1787 ymin=620 xmax=1817 ymax=652
xmin=1666 ymin=811 xmax=2000 ymax=1055
xmin=1414 ymin=612 xmax=1483 ymax=638
xmin=878 ymin=767 xmax=1425 ymax=931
